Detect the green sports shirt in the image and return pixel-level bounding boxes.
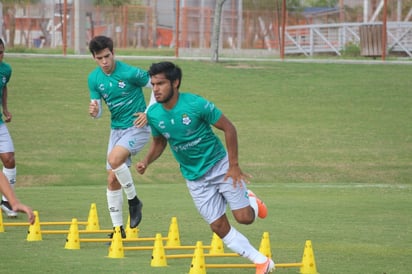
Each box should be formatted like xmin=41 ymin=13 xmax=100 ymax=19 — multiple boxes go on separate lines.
xmin=147 ymin=93 xmax=227 ymax=180
xmin=88 ymin=60 xmax=149 ymax=129
xmin=0 ymin=62 xmax=12 ymax=124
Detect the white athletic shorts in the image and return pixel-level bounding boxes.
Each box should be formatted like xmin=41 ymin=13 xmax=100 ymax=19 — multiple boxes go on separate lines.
xmin=186 ymin=155 xmax=250 ymax=224
xmin=106 ymin=125 xmax=150 ymax=170
xmin=0 ymin=123 xmax=14 ymax=153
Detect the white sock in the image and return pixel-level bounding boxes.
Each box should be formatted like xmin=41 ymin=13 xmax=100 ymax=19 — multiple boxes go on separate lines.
xmin=107 ymin=189 xmax=123 ymax=227
xmin=113 ymin=163 xmax=137 ymax=200
xmin=2 ymin=167 xmax=16 ymax=202
xmin=248 ymin=195 xmax=258 ymax=220
xmin=222 ymin=226 xmax=267 ymax=264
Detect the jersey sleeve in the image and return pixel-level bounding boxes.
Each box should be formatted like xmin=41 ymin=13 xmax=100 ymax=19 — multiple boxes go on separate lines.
xmin=132 ymin=67 xmax=150 ymax=87
xmin=87 ymin=72 xmax=101 ymax=100
xmin=196 ymin=95 xmax=222 ymax=125
xmin=147 ymin=108 xmax=162 ymax=137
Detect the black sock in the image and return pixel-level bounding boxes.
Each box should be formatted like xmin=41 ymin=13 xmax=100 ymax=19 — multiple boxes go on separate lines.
xmin=128 ymin=196 xmax=139 ymax=206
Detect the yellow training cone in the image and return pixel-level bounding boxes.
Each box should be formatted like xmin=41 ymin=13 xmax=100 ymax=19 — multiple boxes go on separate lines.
xmin=166 ymin=216 xmax=181 ymax=247
xmin=209 ymin=233 xmax=224 ymax=254
xmin=125 ymin=215 xmax=139 ymax=239
xmin=258 ymin=231 xmax=272 ymax=259
xmin=65 ymin=218 xmax=80 ymax=250
xmin=0 ymin=209 xmax=4 ymax=232
xmin=85 ymin=203 xmax=100 ymax=231
xmin=27 ymin=211 xmax=42 ymax=241
xmin=300 ymin=240 xmax=318 ymax=274
xmin=189 ymin=241 xmax=206 ymax=274
xmin=107 ymin=226 xmax=124 ymax=258
xmin=151 ymin=233 xmax=167 ymax=267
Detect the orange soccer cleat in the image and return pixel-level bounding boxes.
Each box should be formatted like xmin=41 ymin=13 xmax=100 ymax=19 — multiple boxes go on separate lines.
xmin=248 ymin=190 xmax=268 ymax=219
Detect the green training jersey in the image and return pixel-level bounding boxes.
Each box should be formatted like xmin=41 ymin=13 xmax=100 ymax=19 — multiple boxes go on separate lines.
xmin=0 ymin=62 xmax=12 ymax=124
xmin=147 ymin=93 xmax=226 ymax=180
xmin=88 ymin=60 xmax=149 ymax=129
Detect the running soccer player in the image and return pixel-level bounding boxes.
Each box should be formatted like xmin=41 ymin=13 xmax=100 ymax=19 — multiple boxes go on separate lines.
xmin=136 ymin=61 xmax=275 ymax=274
xmin=87 ymin=36 xmax=155 ymax=237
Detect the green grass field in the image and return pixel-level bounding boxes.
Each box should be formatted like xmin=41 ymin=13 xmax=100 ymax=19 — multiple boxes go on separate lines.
xmin=0 ymin=56 xmax=411 ymax=274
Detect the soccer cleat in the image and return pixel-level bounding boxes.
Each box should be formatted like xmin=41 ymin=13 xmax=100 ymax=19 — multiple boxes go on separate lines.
xmin=255 ymin=258 xmax=275 ymax=274
xmin=108 ymin=226 xmax=126 ymax=239
xmin=129 ymin=198 xmax=143 ymax=228
xmin=248 ymin=190 xmax=268 ymax=219
xmin=1 ymin=200 xmax=18 ymax=218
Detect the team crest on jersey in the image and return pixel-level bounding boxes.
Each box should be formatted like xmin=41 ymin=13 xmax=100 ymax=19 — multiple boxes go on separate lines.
xmin=182 ymin=114 xmax=191 ymax=125
xmin=2 ymin=76 xmax=6 ymax=84
xmin=118 ymin=81 xmax=126 ymax=88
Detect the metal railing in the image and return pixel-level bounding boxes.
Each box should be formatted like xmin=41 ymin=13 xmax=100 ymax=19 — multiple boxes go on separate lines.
xmin=284 ymin=21 xmax=412 ymax=57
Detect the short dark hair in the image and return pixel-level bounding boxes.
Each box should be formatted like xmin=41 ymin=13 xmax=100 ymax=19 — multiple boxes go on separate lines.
xmin=0 ymin=38 xmax=5 ymax=47
xmin=88 ymin=36 xmax=113 ymax=56
xmin=148 ymin=62 xmax=182 ymax=89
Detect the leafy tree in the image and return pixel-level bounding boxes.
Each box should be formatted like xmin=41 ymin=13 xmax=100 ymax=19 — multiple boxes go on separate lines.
xmin=305 ymin=0 xmax=338 ymax=8
xmin=93 ymin=0 xmax=131 ymax=6
xmin=242 ymin=0 xmax=304 ymax=12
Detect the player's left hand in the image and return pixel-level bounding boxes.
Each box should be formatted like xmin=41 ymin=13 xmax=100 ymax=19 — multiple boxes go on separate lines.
xmin=133 ymin=112 xmax=147 ymax=128
xmin=224 ymin=165 xmax=251 ymax=188
xmin=12 ymin=202 xmax=35 ymax=224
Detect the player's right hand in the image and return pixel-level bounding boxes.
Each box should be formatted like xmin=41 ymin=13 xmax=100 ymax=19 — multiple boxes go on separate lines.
xmin=89 ymin=100 xmax=98 ymax=117
xmin=135 ymin=161 xmax=147 ymax=175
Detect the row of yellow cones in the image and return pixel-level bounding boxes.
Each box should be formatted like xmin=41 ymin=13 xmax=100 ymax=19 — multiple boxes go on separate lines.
xmin=106 ymin=225 xmax=318 ymax=274
xmin=1 ymin=203 xmax=318 ymax=274
xmin=1 ymin=203 xmax=181 ymax=245
xmin=0 ymin=203 xmax=101 ymax=238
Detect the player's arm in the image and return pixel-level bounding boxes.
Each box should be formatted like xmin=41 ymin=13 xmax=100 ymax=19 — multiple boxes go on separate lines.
xmin=0 ymin=172 xmax=35 ymax=224
xmin=134 ymin=80 xmax=155 ymax=127
xmin=2 ymin=86 xmax=11 ymax=122
xmin=89 ymin=99 xmax=102 ymax=118
xmin=88 ymin=76 xmax=102 ymax=119
xmin=145 ymin=81 xmax=157 ymax=112
xmin=213 ymin=114 xmax=251 ymax=186
xmin=135 ymin=135 xmax=168 ymax=175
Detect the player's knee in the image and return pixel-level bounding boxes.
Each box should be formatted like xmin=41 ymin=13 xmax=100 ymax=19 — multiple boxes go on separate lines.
xmin=233 ymin=208 xmax=254 ymax=225
xmin=1 ymin=156 xmax=15 ymax=168
xmin=210 ymin=216 xmax=231 ymax=238
xmin=107 ymin=173 xmax=121 ymax=190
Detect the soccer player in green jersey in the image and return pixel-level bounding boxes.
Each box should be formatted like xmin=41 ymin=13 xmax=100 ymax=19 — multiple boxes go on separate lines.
xmin=87 ymin=36 xmax=155 ymax=237
xmin=136 ymin=62 xmax=275 ymax=274
xmin=0 ymin=38 xmax=19 ymax=219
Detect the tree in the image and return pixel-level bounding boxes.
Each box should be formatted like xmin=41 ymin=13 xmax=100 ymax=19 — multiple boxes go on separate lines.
xmin=93 ymin=0 xmax=131 ymax=6
xmin=306 ymin=0 xmax=338 ymax=8
xmin=210 ymin=0 xmax=226 ymax=62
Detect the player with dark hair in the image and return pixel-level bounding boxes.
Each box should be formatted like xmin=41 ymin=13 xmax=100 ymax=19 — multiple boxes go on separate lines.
xmin=136 ymin=61 xmax=275 ymax=274
xmin=88 ymin=36 xmax=155 ymax=237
